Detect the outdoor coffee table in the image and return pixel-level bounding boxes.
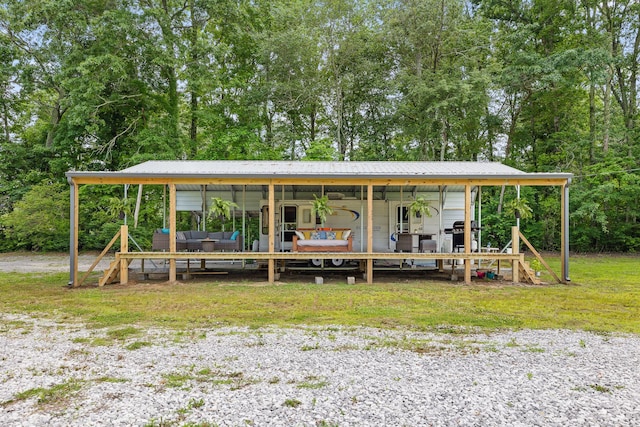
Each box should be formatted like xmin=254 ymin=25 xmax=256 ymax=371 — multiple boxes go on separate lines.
xmin=199 ymin=239 xmax=218 ymax=269
xmin=200 ymin=238 xmax=218 ymax=252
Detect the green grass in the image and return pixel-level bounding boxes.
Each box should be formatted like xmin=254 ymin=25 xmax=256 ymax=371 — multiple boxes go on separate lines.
xmin=0 ymin=254 xmax=638 ymax=334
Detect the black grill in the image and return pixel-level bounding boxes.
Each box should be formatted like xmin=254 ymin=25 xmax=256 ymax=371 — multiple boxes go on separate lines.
xmin=445 ymin=220 xmax=480 ymax=233
xmin=445 ymin=221 xmax=481 ymax=248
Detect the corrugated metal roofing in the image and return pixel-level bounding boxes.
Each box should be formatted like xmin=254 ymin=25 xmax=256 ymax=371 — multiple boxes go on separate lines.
xmin=120 ymin=160 xmax=521 ymax=176
xmin=66 ymin=160 xmax=572 ymax=182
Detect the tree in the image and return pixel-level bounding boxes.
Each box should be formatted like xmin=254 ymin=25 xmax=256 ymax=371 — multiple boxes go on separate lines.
xmin=389 ymin=0 xmax=492 ymax=160
xmin=1 ymin=181 xmax=69 ymax=251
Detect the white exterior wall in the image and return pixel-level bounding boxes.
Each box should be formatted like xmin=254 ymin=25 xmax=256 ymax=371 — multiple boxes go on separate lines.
xmin=176 ymin=188 xmax=475 ymax=253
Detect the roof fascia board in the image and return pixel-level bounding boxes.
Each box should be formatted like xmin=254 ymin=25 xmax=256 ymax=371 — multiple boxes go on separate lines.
xmin=67 ymin=172 xmax=572 ymax=187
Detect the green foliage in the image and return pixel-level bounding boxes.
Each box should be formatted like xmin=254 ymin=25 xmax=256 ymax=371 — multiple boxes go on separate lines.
xmin=570 ymin=160 xmax=640 ymax=252
xmin=77 ymin=185 xmax=163 ymax=251
xmin=304 ymin=138 xmax=338 ymax=161
xmin=1 ymin=181 xmax=69 ymax=251
xmin=208 ymin=197 xmax=238 ymax=222
xmin=0 ymin=0 xmax=639 ymax=252
xmin=208 ymin=197 xmax=239 ymax=232
xmin=310 ymin=194 xmax=333 ymax=225
xmin=504 ymin=198 xmax=533 ymax=221
xmin=408 ymin=196 xmax=432 ymax=218
xmin=9 ymin=379 xmax=84 ymax=406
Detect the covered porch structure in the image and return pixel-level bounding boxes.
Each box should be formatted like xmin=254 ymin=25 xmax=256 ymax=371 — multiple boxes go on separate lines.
xmin=66 ymin=161 xmax=572 ymax=286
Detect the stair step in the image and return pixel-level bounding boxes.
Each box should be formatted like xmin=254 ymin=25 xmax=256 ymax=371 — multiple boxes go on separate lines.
xmin=99 ymin=257 xmax=122 ymax=287
xmin=519 ymin=262 xmax=541 ymax=285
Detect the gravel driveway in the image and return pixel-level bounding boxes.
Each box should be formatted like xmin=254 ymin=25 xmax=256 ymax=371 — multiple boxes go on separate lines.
xmin=0 ymin=252 xmax=112 ymax=274
xmin=1 ymin=254 xmax=639 ymax=426
xmin=1 ymin=314 xmax=639 ymax=426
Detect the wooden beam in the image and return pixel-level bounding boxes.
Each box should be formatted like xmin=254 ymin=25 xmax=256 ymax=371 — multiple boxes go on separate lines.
xmin=119 ymin=251 xmax=524 ymax=261
xmin=512 ymin=226 xmax=520 ymax=283
xmin=169 ymin=184 xmax=177 ymax=282
xmin=268 ymin=182 xmax=275 ymax=283
xmin=120 ymin=225 xmax=128 ymax=284
xmin=519 ymin=231 xmax=561 ymax=284
xmin=77 ymin=229 xmax=121 ymax=287
xmin=366 ymin=183 xmax=374 ymax=284
xmin=70 ymin=176 xmax=571 ymax=188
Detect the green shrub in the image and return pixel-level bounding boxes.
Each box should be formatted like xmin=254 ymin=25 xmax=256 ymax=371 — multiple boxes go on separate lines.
xmin=1 ymin=181 xmax=70 ymax=251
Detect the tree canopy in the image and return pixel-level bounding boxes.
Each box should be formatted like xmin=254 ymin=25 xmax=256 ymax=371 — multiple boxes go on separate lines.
xmin=1 ymin=0 xmax=639 ymax=252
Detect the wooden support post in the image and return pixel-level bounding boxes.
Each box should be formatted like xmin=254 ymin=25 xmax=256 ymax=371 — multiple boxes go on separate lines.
xmin=268 ymin=182 xmax=275 ymax=283
xmin=120 ymin=224 xmax=129 ymax=284
xmin=464 ymin=184 xmax=472 ymax=284
xmin=512 ymin=226 xmax=520 ymax=283
xmin=366 ymin=183 xmax=374 ymax=284
xmin=169 ymin=184 xmax=177 ymax=283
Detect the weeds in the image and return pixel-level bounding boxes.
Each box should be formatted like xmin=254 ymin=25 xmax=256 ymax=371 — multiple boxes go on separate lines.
xmin=283 ymin=398 xmax=301 ymax=408
xmin=297 ymin=376 xmax=328 ymax=389
xmin=589 ymin=384 xmax=611 ymax=393
xmin=107 ymin=326 xmax=140 ymax=340
xmin=161 ymin=367 xmax=258 ymax=391
xmin=125 ymin=341 xmax=152 ymax=350
xmin=4 ymin=379 xmax=84 ymax=406
xmin=301 ymin=343 xmax=321 ymax=351
xmin=95 ymin=377 xmax=127 ymax=384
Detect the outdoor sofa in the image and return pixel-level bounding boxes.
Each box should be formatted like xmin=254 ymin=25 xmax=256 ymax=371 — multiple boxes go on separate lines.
xmin=152 ymin=229 xmax=242 ymax=252
xmin=292 ymin=228 xmax=352 ymax=252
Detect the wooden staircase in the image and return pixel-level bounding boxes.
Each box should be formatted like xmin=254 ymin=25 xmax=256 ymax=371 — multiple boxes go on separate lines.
xmin=99 ymin=254 xmax=125 ymax=287
xmin=519 ymin=261 xmax=541 ymax=285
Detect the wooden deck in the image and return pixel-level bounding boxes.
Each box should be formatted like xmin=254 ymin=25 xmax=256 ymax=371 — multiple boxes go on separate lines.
xmin=110 ymin=250 xmax=526 ymax=284
xmin=86 ymin=226 xmax=551 ymax=287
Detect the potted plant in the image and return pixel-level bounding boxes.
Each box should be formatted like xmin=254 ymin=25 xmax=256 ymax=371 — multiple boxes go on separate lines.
xmin=106 ymin=197 xmax=133 ymax=221
xmin=530 ymin=258 xmax=542 ymax=276
xmin=208 ymin=196 xmax=239 ymax=231
xmin=310 ymin=194 xmax=333 ymax=226
xmin=408 ymin=195 xmax=433 ymax=218
xmin=505 ymin=197 xmax=533 ymax=220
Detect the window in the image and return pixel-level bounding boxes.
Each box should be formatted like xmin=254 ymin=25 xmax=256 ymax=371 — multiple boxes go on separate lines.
xmin=396 ymin=206 xmax=408 ymax=233
xmin=261 ymin=206 xmax=269 ymax=235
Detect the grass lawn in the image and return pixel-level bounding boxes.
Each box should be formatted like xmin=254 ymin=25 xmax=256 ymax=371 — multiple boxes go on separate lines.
xmin=0 ymin=253 xmax=638 ymax=334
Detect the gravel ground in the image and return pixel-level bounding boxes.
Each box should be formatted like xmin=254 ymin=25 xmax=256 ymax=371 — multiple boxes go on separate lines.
xmin=0 ymin=252 xmax=114 ymax=273
xmin=1 ymin=314 xmax=639 ymax=427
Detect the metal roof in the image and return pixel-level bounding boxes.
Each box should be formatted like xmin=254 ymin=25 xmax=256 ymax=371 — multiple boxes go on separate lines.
xmin=67 ymin=160 xmax=572 ymax=182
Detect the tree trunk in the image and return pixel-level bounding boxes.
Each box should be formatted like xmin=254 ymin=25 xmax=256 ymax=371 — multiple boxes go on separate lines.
xmin=439 ymin=117 xmax=448 ymax=161
xmin=497 ymin=185 xmax=505 ymax=214
xmin=589 ymin=75 xmax=596 ymax=163
xmin=1 ymin=97 xmax=10 ymax=143
xmin=603 ymin=72 xmax=611 ymax=153
xmin=46 ymin=100 xmax=61 ymax=148
xmin=188 ymin=0 xmax=199 ymax=158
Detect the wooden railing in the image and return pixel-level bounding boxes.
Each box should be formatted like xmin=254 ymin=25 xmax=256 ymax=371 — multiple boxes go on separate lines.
xmin=518 ymin=229 xmax=561 ymax=284
xmin=75 ymin=227 xmax=122 ymax=287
